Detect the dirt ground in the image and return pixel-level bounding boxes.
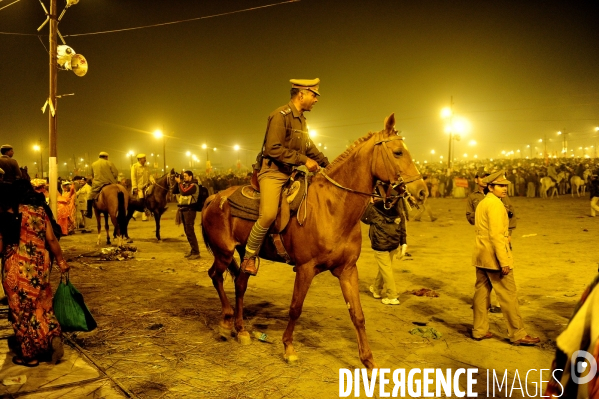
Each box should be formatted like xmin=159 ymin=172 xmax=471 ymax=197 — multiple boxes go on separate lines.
xmin=52 ymin=194 xmax=596 ymax=399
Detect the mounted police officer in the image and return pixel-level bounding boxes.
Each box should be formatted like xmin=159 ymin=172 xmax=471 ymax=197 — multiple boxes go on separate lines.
xmin=240 ymin=78 xmax=330 ymax=275
xmin=130 ymin=153 xmax=155 ymax=221
xmin=86 ymin=152 xmax=118 ymax=218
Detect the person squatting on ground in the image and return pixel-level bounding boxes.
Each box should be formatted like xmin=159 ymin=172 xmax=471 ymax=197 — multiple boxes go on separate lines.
xmin=0 ymin=179 xmax=70 ymax=367
xmin=466 ymin=167 xmax=517 ymax=313
xmin=361 ymin=193 xmax=408 ymax=305
xmin=0 ymin=144 xmax=22 ymax=182
xmin=471 ymin=170 xmax=540 ymax=346
xmin=130 ymin=153 xmax=155 ymax=221
xmin=173 ymin=170 xmax=200 ymax=260
xmin=589 ymin=173 xmax=599 ymax=217
xmin=240 ymin=78 xmax=329 ymax=275
xmin=86 ymin=152 xmax=119 ymax=218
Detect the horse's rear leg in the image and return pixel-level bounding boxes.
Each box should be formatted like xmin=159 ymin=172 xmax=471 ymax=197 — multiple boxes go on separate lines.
xmin=233 ymin=271 xmax=253 ymax=345
xmin=208 ymin=255 xmax=237 ymax=340
xmin=95 ymin=212 xmax=102 ymax=245
xmin=104 ymin=214 xmax=111 ymax=245
xmin=335 ymin=265 xmax=377 ymax=371
xmin=282 ymin=267 xmax=316 ymax=363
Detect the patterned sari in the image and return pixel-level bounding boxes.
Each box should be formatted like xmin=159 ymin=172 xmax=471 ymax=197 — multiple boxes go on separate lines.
xmin=2 ymin=204 xmax=61 ymax=360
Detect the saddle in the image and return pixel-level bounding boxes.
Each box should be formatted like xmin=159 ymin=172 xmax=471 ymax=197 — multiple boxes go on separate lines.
xmin=225 ymin=170 xmax=309 ymax=265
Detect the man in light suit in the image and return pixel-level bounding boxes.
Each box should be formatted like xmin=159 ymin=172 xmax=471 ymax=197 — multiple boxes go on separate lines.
xmin=471 ymin=170 xmax=540 ymax=346
xmin=86 ymin=152 xmax=118 ymax=218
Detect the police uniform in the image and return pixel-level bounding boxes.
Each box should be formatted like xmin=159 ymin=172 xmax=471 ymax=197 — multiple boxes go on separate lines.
xmin=90 ymin=152 xmax=118 ymax=200
xmin=471 ymin=170 xmax=539 ymax=345
xmin=0 ymin=144 xmax=22 ymax=182
xmin=241 ymin=79 xmax=329 ymax=275
xmin=131 ymin=154 xmax=152 ymax=199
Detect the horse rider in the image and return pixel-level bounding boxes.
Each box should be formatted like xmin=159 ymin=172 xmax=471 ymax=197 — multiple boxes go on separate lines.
xmin=240 ymin=78 xmax=330 ymax=275
xmin=546 ymin=163 xmax=559 ymax=184
xmin=471 ymin=170 xmax=540 ymax=346
xmin=130 ymin=153 xmax=155 ymax=221
xmin=86 ymin=152 xmax=119 ymax=218
xmin=0 ymin=144 xmax=22 ymax=183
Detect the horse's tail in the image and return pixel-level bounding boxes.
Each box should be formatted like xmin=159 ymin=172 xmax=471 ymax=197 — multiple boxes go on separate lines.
xmin=117 ymin=191 xmax=127 ymax=235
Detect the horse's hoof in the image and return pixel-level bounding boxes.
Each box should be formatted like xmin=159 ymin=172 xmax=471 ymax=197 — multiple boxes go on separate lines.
xmin=284 ymin=353 xmax=299 ymax=364
xmin=218 ymin=325 xmax=232 ymax=340
xmin=237 ymin=331 xmax=251 ymax=346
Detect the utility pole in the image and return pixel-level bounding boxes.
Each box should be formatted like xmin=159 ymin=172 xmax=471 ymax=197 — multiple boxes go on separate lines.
xmin=446 ymin=95 xmax=453 ymax=175
xmin=562 ymin=128 xmax=568 ymax=154
xmin=47 ymin=0 xmax=58 ymax=215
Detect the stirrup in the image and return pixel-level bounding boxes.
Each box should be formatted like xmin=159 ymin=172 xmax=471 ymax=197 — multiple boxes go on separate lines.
xmin=241 ymin=256 xmax=259 ymax=276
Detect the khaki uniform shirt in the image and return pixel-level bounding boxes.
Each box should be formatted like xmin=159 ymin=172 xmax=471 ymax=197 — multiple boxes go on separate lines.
xmin=90 ymin=158 xmax=118 ymax=199
xmin=0 ymin=155 xmax=21 ymax=182
xmin=472 ymin=193 xmax=514 ymax=270
xmin=76 ymin=183 xmax=91 ymax=211
xmin=131 ymin=162 xmax=150 ymax=191
xmin=261 ymin=101 xmax=329 ymax=174
xmin=466 ymin=190 xmax=516 ymax=234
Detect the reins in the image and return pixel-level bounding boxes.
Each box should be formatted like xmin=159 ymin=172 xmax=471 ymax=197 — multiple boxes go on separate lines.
xmin=318 ymin=131 xmax=421 ymax=199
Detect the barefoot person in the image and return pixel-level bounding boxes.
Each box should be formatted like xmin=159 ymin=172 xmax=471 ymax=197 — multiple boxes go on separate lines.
xmin=0 ymin=179 xmax=70 ymax=367
xmin=471 ymin=170 xmax=540 ymax=345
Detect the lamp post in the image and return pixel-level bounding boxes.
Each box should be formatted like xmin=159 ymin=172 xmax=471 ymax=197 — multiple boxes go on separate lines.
xmin=33 ymin=142 xmax=43 ymax=178
xmin=430 ymin=149 xmax=435 ymax=163
xmin=234 ymin=144 xmax=241 ymax=170
xmin=441 ymin=98 xmax=454 ymax=174
xmin=154 ymin=130 xmax=166 ymax=172
xmin=557 ymin=129 xmax=568 ymax=155
xmin=127 ymin=150 xmax=134 ymax=166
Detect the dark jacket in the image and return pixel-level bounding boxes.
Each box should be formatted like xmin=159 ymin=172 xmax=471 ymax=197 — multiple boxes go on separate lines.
xmin=361 ymin=201 xmax=406 ymax=251
xmin=589 ymin=178 xmax=599 ymax=198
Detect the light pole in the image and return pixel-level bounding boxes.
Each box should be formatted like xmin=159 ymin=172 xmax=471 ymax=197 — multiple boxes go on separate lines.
xmin=557 ymin=129 xmax=568 ymax=155
xmin=154 ymin=130 xmax=166 ymax=173
xmin=441 ymin=98 xmax=453 ymax=174
xmin=430 ymin=149 xmax=435 ymax=163
xmin=234 ymin=144 xmax=241 ymax=170
xmin=127 ymin=150 xmax=134 ymax=166
xmin=33 ymin=142 xmax=43 ymax=178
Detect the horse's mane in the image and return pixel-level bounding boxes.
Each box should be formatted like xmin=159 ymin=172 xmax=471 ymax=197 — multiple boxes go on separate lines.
xmin=324 ymin=131 xmax=376 ymax=172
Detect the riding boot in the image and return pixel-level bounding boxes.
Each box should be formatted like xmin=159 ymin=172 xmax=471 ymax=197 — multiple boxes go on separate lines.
xmin=241 ymin=222 xmax=269 ymax=275
xmin=85 ymin=199 xmax=93 ymax=219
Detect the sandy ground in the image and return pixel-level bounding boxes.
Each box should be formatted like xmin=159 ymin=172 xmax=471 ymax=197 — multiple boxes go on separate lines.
xmin=51 ymin=193 xmax=596 ymax=398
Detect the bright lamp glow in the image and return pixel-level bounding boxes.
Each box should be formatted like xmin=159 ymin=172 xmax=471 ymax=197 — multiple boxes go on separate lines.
xmin=153 ymin=130 xmax=163 ymax=139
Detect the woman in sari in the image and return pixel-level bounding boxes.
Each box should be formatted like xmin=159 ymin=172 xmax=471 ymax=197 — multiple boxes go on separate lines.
xmin=0 ymin=179 xmax=70 ymax=367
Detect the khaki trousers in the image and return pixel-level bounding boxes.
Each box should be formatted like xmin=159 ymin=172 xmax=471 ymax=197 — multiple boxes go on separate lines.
xmin=473 ymin=267 xmax=527 ymax=341
xmin=591 ymin=197 xmax=599 ymax=217
xmin=372 ymin=249 xmax=399 ymax=299
xmin=257 ymin=168 xmax=289 ymax=227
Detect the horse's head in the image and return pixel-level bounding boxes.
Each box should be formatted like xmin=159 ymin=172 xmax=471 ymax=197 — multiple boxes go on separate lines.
xmin=372 ymin=113 xmax=428 ymax=202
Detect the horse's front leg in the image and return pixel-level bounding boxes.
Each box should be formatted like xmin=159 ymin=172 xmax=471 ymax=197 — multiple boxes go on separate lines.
xmin=154 ymin=213 xmax=161 ymax=241
xmin=335 ymin=264 xmax=377 ymax=371
xmin=233 ymin=271 xmax=252 ymax=345
xmin=282 ymin=266 xmax=316 ymax=363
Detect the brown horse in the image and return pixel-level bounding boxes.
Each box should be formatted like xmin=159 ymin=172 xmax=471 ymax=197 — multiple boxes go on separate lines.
xmin=94 ymin=184 xmax=129 ymax=246
xmin=201 ymin=114 xmax=426 ymax=370
xmin=125 ymin=170 xmax=177 ymax=240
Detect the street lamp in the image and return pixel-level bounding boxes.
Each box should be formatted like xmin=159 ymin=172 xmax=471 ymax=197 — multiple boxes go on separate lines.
xmin=33 ymin=144 xmax=43 ymax=177
xmin=154 ymin=130 xmax=166 ymax=172
xmin=127 ymin=150 xmax=134 ymax=166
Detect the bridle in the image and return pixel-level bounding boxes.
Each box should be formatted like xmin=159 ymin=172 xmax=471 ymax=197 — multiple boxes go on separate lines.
xmin=154 ymin=173 xmax=176 ymax=194
xmin=319 ymin=131 xmax=422 ymax=203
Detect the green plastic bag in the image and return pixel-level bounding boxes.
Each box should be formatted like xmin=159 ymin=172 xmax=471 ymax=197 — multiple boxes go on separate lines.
xmin=53 ymin=272 xmax=97 ymax=332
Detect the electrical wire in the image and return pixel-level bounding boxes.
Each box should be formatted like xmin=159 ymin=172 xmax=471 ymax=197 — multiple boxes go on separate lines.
xmin=63 ymin=0 xmax=299 ymax=37
xmin=0 ymin=0 xmax=22 ymax=13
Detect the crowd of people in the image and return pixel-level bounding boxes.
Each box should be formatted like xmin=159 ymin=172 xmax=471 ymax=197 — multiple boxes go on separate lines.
xmin=419 ymin=158 xmax=599 ymax=198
